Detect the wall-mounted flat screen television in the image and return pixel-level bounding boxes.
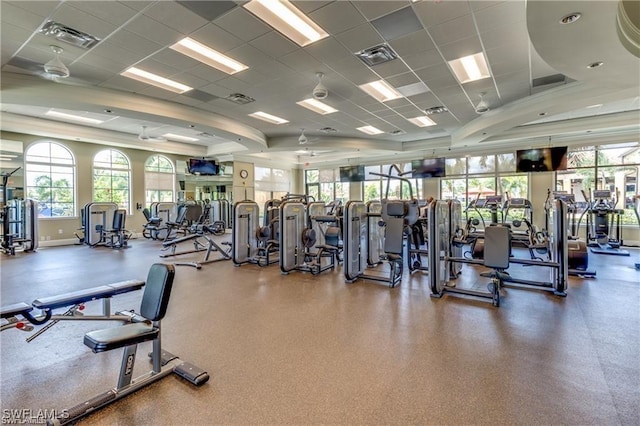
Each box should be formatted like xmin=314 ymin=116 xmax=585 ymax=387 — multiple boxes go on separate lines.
xmin=188 ymin=158 xmax=218 ymax=175
xmin=516 ymin=147 xmax=567 ymax=172
xmin=339 ymin=165 xmax=365 ymax=182
xmin=411 ymin=158 xmax=446 ymax=178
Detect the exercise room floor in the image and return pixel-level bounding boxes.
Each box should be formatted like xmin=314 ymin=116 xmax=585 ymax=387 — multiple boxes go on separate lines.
xmin=1 ymin=235 xmax=639 ymax=425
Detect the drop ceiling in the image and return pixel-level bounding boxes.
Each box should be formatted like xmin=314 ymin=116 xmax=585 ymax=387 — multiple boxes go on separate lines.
xmin=1 ymin=0 xmax=639 ymax=168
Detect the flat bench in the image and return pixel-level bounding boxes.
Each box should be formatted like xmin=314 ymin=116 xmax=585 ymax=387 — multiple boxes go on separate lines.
xmin=32 ymin=280 xmax=145 ymax=311
xmin=1 ymin=280 xmax=145 ymax=335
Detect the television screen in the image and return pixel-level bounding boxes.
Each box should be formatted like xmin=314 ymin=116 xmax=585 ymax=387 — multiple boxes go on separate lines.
xmin=188 ymin=158 xmax=218 ymax=175
xmin=411 ymin=158 xmax=446 ymax=178
xmin=339 ymin=165 xmax=365 ymax=182
xmin=516 ymin=147 xmax=567 ymax=172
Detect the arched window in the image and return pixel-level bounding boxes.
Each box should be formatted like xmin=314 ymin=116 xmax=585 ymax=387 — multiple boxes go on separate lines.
xmin=145 ymin=154 xmax=175 ymax=207
xmin=25 ymin=141 xmax=76 ymax=217
xmin=93 ymin=149 xmax=131 ymax=213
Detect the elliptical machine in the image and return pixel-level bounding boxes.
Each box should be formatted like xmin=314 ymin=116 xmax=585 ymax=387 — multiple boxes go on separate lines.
xmin=582 ymin=189 xmax=630 ymax=256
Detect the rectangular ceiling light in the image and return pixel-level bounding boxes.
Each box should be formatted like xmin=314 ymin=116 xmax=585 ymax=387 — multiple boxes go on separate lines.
xmin=408 ymin=116 xmax=436 ymax=127
xmin=448 ymin=52 xmax=491 ymax=84
xmin=171 ymin=37 xmax=248 ymax=75
xmin=121 ymin=67 xmax=192 ymax=94
xmin=296 ymin=98 xmax=338 ymax=115
xmin=249 ymin=111 xmax=289 ymax=124
xmin=45 ymin=110 xmax=104 ymax=124
xmin=162 ymin=133 xmax=199 ymax=142
xmin=357 ymin=125 xmax=384 ymax=135
xmin=359 ymin=80 xmax=403 ymax=102
xmin=243 ymin=0 xmax=329 ymax=47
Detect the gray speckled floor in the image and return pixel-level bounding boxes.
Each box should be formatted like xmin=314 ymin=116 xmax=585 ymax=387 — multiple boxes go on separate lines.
xmin=1 ymin=236 xmax=639 ymax=425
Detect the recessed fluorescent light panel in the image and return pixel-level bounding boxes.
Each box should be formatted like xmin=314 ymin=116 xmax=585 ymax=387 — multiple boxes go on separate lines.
xmin=249 ymin=111 xmax=289 ymax=124
xmin=243 ymin=0 xmax=329 ymax=47
xmin=170 ymin=38 xmax=248 ymax=75
xmin=357 ymin=125 xmax=384 ymax=135
xmin=408 ymin=116 xmax=436 ymax=127
xmin=359 ymin=80 xmax=403 ymax=102
xmin=448 ymin=52 xmax=491 ymax=84
xmin=296 ymin=98 xmax=338 ymax=115
xmin=45 ymin=110 xmax=104 ymax=124
xmin=121 ymin=67 xmax=192 ymax=94
xmin=162 ymin=133 xmax=199 ymax=142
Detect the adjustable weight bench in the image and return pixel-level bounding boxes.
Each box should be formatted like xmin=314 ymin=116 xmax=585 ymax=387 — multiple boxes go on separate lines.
xmin=0 ymin=280 xmax=145 ymax=337
xmin=48 ymin=263 xmax=209 ymax=425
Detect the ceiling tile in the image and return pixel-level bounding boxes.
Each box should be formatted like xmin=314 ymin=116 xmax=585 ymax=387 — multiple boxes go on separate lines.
xmin=50 ymin=4 xmax=119 ymax=39
xmin=278 ymin=49 xmax=324 ymax=73
xmin=305 ymin=36 xmax=355 ymax=65
xmin=403 ymin=49 xmax=445 ymax=71
xmin=143 ymin=1 xmax=208 ymax=35
xmin=309 ymin=1 xmax=367 ymax=36
xmin=369 ymin=59 xmax=411 ymax=79
xmin=249 ymin=31 xmax=299 ymax=58
xmin=352 ymin=1 xmax=407 ymax=21
xmin=214 ymin=7 xmax=271 ymax=42
xmin=291 ymin=1 xmax=333 ymax=14
xmin=1 ymin=2 xmax=49 ymax=32
xmin=189 ymin=23 xmax=245 ymax=53
xmin=473 ymin=1 xmax=525 ymax=32
xmin=185 ymin=63 xmax=230 ymax=82
xmin=413 ymin=0 xmax=471 ymax=27
xmin=177 ymin=1 xmax=237 ymax=21
xmin=388 ymin=30 xmax=435 ymax=57
xmin=438 ymin=36 xmax=484 ymax=61
xmin=335 ymin=23 xmax=384 ymax=54
xmin=428 ymin=14 xmax=477 ymax=46
xmin=386 ymin=72 xmax=420 ymax=88
xmin=68 ymin=1 xmax=140 ymax=27
xmin=480 ymin=21 xmax=528 ymax=50
xmin=105 ymin=29 xmax=163 ymax=58
xmin=371 ymin=6 xmax=423 ymax=42
xmin=5 ymin=0 xmax=61 ymax=18
xmin=124 ymin=14 xmax=183 ymax=46
xmin=486 ymin=44 xmax=529 ymax=76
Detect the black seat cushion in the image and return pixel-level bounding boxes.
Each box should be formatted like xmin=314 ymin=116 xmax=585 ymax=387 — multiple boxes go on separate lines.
xmin=84 ymin=323 xmax=158 ymax=353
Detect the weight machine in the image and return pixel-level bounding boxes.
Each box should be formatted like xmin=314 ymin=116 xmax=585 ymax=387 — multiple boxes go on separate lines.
xmin=583 ymin=189 xmax=630 ymax=256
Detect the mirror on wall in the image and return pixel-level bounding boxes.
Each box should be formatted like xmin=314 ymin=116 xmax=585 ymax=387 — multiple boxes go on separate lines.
xmin=0 ymin=140 xmax=24 ymax=203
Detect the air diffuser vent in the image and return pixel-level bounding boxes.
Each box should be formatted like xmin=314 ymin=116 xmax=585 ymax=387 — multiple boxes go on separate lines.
xmin=425 ymin=106 xmax=448 ymax=115
xmin=355 ymin=44 xmax=398 ymax=66
xmin=225 ymin=93 xmax=255 ymax=104
xmin=39 ymin=21 xmax=100 ymax=49
xmin=319 ymin=127 xmax=337 ymax=133
xmin=389 ymin=129 xmax=406 ymax=135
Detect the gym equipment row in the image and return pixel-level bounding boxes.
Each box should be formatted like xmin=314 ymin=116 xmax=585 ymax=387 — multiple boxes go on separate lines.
xmin=582 ymin=188 xmax=630 ymax=256
xmin=160 ymin=224 xmax=232 ymax=269
xmin=428 ymin=199 xmax=569 ymax=306
xmin=2 ymin=264 xmax=209 ymax=425
xmin=81 ymin=202 xmax=130 ymax=248
xmin=1 ymin=198 xmax=38 ymax=255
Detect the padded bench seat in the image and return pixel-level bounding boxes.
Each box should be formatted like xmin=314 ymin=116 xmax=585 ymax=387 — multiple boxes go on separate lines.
xmin=84 ymin=322 xmax=158 ymax=353
xmin=1 ymin=302 xmax=33 ymax=319
xmin=31 ymin=280 xmax=145 ymax=311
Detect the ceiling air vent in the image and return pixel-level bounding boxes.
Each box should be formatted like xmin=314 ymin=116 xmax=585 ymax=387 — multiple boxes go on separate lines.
xmin=355 ymin=44 xmax=398 ymax=66
xmin=389 ymin=129 xmax=406 ymax=135
xmin=225 ymin=93 xmax=255 ymax=104
xmin=425 ymin=106 xmax=448 ymax=115
xmin=319 ymin=127 xmax=337 ymax=133
xmin=39 ymin=20 xmax=101 ymax=49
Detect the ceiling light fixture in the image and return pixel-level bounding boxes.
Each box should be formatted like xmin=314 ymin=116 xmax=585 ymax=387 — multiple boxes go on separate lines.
xmin=171 ymin=37 xmax=248 ymax=75
xmin=45 ymin=110 xmax=104 ymax=124
xmin=162 ymin=133 xmax=199 ymax=142
xmin=357 ymin=125 xmax=384 ymax=135
xmin=243 ymin=0 xmax=329 ymax=47
xmin=296 ymin=98 xmax=338 ymax=115
xmin=359 ymin=80 xmax=403 ymax=102
xmin=121 ymin=67 xmax=192 ymax=94
xmin=249 ymin=111 xmax=289 ymax=124
xmin=44 ymin=45 xmax=70 ymax=78
xmin=448 ymin=52 xmax=491 ymax=84
xmin=407 ymin=116 xmax=436 ymax=127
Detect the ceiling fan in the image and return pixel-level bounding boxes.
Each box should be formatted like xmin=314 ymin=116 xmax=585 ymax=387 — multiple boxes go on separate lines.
xmin=6 ymin=45 xmax=85 ymax=84
xmin=138 ymin=125 xmax=166 ymax=142
xmin=298 ymin=128 xmax=320 ymax=145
